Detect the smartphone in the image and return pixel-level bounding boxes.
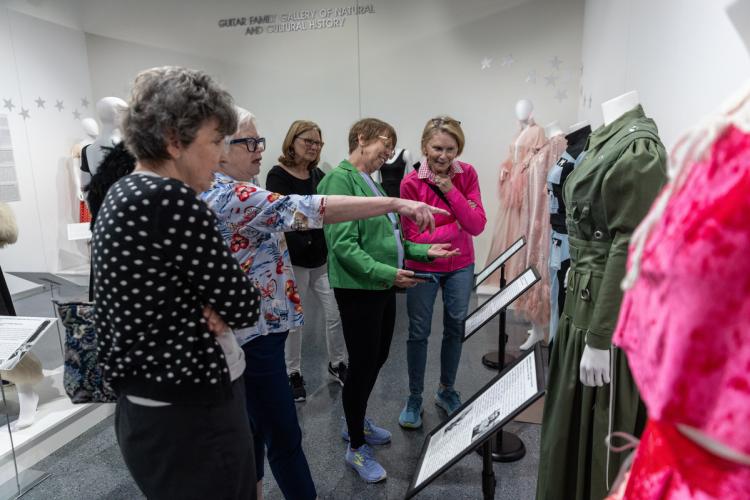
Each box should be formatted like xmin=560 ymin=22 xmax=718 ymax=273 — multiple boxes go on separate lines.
xmin=411 ymin=272 xmax=438 ymax=283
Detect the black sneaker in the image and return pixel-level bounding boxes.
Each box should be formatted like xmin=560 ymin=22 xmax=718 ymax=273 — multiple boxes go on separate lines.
xmin=328 ymin=362 xmax=348 ymax=386
xmin=289 ymin=372 xmax=306 ymax=402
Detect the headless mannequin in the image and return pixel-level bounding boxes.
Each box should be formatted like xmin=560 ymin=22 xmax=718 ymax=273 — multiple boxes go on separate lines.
xmin=0 ymin=353 xmax=44 ymax=430
xmin=72 ymin=118 xmax=99 ymax=203
xmin=374 ymin=148 xmax=413 ymax=195
xmin=578 ymin=90 xmax=640 ymax=387
xmin=81 ymin=97 xmax=127 ymax=187
xmin=544 ymin=121 xmax=564 ymax=139
xmin=568 ymin=120 xmax=590 ymax=134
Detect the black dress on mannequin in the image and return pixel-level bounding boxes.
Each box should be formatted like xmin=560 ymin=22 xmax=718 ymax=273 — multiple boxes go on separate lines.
xmin=0 ymin=266 xmax=15 ymax=315
xmin=380 ymin=149 xmax=407 ymax=198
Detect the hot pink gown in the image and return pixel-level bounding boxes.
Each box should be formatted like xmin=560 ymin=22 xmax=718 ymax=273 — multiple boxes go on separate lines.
xmin=612 ymin=124 xmax=750 ymax=498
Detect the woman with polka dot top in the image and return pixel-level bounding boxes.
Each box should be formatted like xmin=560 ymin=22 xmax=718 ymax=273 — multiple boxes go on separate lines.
xmin=92 ymin=67 xmax=261 ymax=500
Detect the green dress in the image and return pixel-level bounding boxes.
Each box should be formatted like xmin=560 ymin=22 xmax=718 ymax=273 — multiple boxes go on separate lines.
xmin=536 ymin=106 xmax=667 ymax=500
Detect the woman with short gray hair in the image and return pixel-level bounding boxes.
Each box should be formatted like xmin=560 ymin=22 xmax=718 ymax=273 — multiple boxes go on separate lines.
xmin=93 ymin=66 xmax=261 ymax=499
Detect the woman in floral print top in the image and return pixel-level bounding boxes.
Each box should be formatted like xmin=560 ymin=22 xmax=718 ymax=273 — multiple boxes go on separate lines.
xmin=201 ymin=107 xmax=448 ymax=500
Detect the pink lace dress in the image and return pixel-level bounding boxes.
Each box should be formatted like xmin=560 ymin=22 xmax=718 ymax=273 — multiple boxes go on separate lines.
xmin=485 ymin=121 xmax=547 ymax=286
xmin=612 ymin=124 xmax=750 ymax=498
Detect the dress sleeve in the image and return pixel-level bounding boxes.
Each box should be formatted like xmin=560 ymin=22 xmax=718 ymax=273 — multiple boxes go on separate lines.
xmin=153 ymin=181 xmax=260 ymax=329
xmin=586 ymin=138 xmax=667 ymax=349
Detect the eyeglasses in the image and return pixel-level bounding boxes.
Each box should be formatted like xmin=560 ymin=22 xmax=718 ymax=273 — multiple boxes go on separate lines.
xmin=228 ymin=136 xmax=266 ymax=152
xmin=296 ymin=137 xmax=324 ymax=149
xmin=377 ymin=135 xmax=394 ymax=151
xmin=431 ymin=117 xmax=462 ymax=127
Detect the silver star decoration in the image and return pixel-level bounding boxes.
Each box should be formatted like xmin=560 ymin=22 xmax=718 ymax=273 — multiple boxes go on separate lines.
xmin=544 ymin=73 xmax=558 ymax=87
xmin=35 ymin=97 xmax=46 ymax=108
xmin=81 ymin=97 xmax=89 ymax=108
xmin=2 ymin=99 xmax=14 ymax=111
xmin=525 ymin=70 xmax=537 ymax=84
xmin=72 ymin=109 xmax=82 ymax=120
xmin=554 ymin=89 xmax=568 ymax=103
xmin=55 ymin=100 xmax=64 ymax=111
xmin=549 ymin=56 xmax=563 ymax=70
xmin=480 ymin=57 xmax=492 ymax=70
xmin=19 ymin=108 xmax=30 ymax=119
xmin=501 ymin=54 xmax=514 ymax=67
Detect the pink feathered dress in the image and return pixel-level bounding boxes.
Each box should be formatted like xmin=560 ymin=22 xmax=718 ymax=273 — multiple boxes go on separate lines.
xmin=485 ymin=120 xmax=547 ymax=287
xmin=612 ymin=124 xmax=750 ymax=499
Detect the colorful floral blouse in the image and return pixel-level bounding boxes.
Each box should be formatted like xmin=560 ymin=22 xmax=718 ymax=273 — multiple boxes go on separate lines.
xmin=201 ymin=172 xmax=326 ymax=345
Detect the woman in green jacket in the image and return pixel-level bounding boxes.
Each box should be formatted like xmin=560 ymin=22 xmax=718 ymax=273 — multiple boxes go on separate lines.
xmin=318 ymin=118 xmax=457 ymax=483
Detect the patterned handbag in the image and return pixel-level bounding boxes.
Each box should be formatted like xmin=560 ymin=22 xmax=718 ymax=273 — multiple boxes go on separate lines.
xmin=53 ymin=300 xmax=116 ymax=403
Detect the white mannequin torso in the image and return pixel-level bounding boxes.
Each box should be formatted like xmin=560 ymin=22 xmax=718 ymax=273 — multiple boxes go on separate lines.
xmin=601 ymin=90 xmax=640 ymax=126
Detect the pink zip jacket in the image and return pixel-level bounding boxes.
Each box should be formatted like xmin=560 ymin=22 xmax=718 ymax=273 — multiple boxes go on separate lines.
xmin=400 ymin=160 xmax=486 ymax=273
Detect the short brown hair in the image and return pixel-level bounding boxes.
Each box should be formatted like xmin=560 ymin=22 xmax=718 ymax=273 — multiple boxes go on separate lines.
xmin=421 ymin=116 xmax=465 ymax=156
xmin=278 ymin=120 xmax=323 ymax=170
xmin=347 ymin=118 xmax=397 ymax=154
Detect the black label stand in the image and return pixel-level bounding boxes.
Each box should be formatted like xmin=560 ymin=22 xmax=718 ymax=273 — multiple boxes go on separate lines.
xmin=405 ymin=345 xmax=545 ymax=500
xmin=468 ymin=262 xmax=540 ymax=464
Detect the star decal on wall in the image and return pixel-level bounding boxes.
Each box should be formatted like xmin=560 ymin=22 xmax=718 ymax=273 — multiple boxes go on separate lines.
xmin=480 ymin=57 xmax=492 ymax=70
xmin=501 ymin=54 xmax=515 ymax=67
xmin=544 ymin=73 xmax=558 ymax=87
xmin=19 ymin=108 xmax=30 ymax=119
xmin=73 ymin=109 xmax=82 ymax=120
xmin=525 ymin=70 xmax=537 ymax=84
xmin=55 ymin=100 xmax=64 ymax=111
xmin=35 ymin=97 xmax=46 ymax=109
xmin=554 ymin=89 xmax=568 ymax=102
xmin=81 ymin=97 xmax=89 ymax=108
xmin=549 ymin=56 xmax=562 ymax=70
xmin=2 ymin=99 xmax=14 ymax=111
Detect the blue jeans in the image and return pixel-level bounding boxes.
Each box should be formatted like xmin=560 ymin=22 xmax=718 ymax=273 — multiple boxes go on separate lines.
xmin=406 ymin=264 xmax=474 ymax=397
xmin=242 ymin=332 xmax=316 ymax=500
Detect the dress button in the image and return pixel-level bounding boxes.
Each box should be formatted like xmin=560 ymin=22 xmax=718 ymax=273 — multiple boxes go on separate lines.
xmin=580 ymin=288 xmax=590 ymax=301
xmin=593 ymin=230 xmax=603 ymax=240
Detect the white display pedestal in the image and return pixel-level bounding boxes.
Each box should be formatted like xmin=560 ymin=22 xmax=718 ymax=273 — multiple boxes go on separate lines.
xmin=0 ymin=368 xmax=114 ymax=487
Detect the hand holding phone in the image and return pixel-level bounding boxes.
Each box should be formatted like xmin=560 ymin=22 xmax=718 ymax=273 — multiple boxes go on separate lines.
xmin=411 ymin=272 xmax=438 ymax=283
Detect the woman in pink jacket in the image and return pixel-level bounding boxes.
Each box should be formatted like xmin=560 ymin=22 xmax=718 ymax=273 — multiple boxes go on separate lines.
xmin=398 ymin=116 xmax=487 ymax=428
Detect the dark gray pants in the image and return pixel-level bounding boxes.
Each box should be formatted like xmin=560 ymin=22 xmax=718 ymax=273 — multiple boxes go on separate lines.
xmin=115 ymin=379 xmax=256 ymax=500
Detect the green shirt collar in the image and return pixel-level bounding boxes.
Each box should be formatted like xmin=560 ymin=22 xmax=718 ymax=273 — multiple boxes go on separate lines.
xmin=586 ymin=104 xmax=646 ymax=150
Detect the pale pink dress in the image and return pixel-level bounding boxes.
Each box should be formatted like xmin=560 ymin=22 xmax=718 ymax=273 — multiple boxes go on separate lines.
xmin=485 ymin=121 xmax=547 ymax=287
xmin=612 ymin=124 xmax=750 ymax=498
xmin=513 ymin=134 xmax=567 ymax=327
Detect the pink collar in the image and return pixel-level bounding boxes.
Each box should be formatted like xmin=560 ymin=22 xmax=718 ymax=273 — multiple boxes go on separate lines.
xmin=417 ymin=158 xmax=464 ymax=182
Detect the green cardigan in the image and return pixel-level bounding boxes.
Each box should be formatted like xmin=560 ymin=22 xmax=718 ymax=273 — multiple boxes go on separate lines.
xmin=317 ymin=160 xmax=431 ymax=290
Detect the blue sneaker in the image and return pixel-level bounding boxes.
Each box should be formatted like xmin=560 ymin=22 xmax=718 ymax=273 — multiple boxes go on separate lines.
xmin=341 ymin=417 xmax=392 ymax=445
xmin=398 ymin=395 xmax=423 ymax=429
xmin=435 ymin=387 xmax=462 ymax=415
xmin=345 ymin=444 xmax=387 ymax=483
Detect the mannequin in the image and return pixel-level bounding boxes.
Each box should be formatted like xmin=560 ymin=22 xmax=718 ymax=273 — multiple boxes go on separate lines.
xmin=547 ymin=121 xmax=592 ymax=346
xmin=579 ymin=90 xmax=640 ymax=386
xmin=82 ymin=97 xmax=127 ymax=181
xmin=537 ymin=90 xmax=667 ymax=500
xmin=517 ymin=121 xmax=567 ymax=350
xmin=376 ymin=148 xmax=413 ymax=198
xmin=485 ymin=99 xmax=547 ymax=290
xmin=72 ymin=118 xmax=99 ymax=223
xmin=0 ymin=202 xmax=19 ymax=315
xmin=1 ymin=353 xmax=44 ymax=430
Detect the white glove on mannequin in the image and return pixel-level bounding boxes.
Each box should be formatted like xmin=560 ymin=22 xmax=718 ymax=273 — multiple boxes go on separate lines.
xmin=579 ymin=345 xmax=610 ymax=387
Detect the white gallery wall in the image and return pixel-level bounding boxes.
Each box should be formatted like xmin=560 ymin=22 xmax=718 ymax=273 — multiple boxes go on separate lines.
xmin=82 ymin=0 xmax=586 ymax=267
xmin=0 ymin=7 xmax=94 ymax=274
xmin=578 ymin=0 xmax=750 ymax=149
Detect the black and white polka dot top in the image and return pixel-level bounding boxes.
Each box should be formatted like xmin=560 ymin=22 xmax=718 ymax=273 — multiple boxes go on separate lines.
xmin=92 ymin=173 xmax=260 ymax=403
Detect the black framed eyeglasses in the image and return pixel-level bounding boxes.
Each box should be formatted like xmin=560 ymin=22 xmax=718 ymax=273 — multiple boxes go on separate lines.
xmin=229 ymin=136 xmax=266 ymax=152
xmin=296 ymin=137 xmax=325 ymax=149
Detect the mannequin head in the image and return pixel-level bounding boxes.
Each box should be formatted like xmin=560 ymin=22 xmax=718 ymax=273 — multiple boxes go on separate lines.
xmin=515 ymin=99 xmax=534 ymax=123
xmin=279 ymin=120 xmax=323 ymax=171
xmin=81 ymin=118 xmax=99 ymax=140
xmin=220 ymin=106 xmax=264 ymax=182
xmin=96 ymin=96 xmax=127 ymax=131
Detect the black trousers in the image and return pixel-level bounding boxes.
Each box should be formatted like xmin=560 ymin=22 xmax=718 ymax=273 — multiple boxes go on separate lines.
xmin=334 ymin=287 xmax=396 ymax=448
xmin=115 ymin=379 xmax=256 ymax=500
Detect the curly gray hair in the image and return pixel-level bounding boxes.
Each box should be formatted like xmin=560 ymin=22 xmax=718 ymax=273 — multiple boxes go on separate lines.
xmin=122 ymin=66 xmax=237 ymax=162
